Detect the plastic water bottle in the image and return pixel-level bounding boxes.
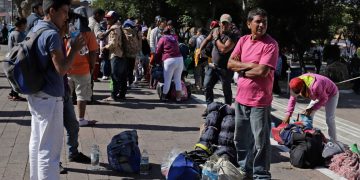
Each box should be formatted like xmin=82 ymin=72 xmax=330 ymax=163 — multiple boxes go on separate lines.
xmin=201 ymin=162 xmax=211 ymax=180
xmin=270 ymin=122 xmax=276 ymax=138
xmin=90 ymin=144 xmax=100 ymax=170
xmin=202 ymin=161 xmax=218 ymax=180
xmin=140 ymin=149 xmax=150 ymax=175
xmin=68 ymin=23 xmax=89 ymax=55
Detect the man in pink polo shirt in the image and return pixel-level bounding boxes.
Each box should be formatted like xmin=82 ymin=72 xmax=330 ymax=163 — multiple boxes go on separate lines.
xmin=228 ymin=8 xmax=278 ymax=179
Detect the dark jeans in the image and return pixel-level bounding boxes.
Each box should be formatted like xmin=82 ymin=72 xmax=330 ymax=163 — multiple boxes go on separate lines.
xmin=63 ymin=89 xmax=79 ymax=158
xmin=272 ymin=74 xmax=282 ymax=94
xmin=203 ymin=67 xmax=233 ymax=105
xmin=127 ymin=57 xmax=136 ymax=85
xmin=194 ymin=58 xmax=207 ymax=89
xmin=111 ymin=56 xmax=128 ymax=99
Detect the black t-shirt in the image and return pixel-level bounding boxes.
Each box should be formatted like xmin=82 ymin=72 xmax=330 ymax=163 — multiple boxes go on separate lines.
xmin=142 ymin=39 xmax=151 ymax=56
xmin=211 ymin=30 xmax=238 ymax=69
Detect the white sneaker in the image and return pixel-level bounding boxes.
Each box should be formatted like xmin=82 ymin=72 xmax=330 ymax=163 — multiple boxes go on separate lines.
xmin=102 ymin=76 xmax=109 ymax=80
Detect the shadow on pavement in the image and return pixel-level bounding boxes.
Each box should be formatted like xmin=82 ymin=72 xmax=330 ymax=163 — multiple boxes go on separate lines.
xmin=271 ymin=115 xmax=283 ymax=126
xmin=65 ymin=163 xmax=163 ymax=179
xmin=0 ymin=85 xmax=11 ymax=89
xmin=271 ymin=146 xmax=290 ymax=164
xmin=94 ymin=123 xmax=200 ymax=132
xmin=93 ymin=88 xmax=156 ymax=96
xmin=0 ymin=119 xmax=30 ymax=126
xmin=93 ymin=95 xmax=199 ymax=110
xmin=0 ymin=110 xmax=30 ymax=117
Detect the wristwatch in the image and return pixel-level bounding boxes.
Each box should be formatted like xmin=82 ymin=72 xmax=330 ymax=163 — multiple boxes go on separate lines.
xmin=240 ymin=70 xmax=246 ymax=77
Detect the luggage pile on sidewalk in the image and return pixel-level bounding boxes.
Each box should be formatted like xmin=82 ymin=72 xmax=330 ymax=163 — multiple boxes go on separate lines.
xmin=160 ymin=102 xmax=242 ymax=179
xmin=272 ymin=114 xmax=360 ymax=179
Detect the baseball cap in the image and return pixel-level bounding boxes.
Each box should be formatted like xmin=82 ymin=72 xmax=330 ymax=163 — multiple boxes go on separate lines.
xmin=289 ymin=77 xmax=304 ymax=94
xmin=123 ymin=19 xmax=135 ymax=28
xmin=105 ymin=11 xmax=119 ymax=20
xmin=220 ymin=14 xmax=232 ymax=23
xmin=210 ymin=20 xmax=219 ymax=29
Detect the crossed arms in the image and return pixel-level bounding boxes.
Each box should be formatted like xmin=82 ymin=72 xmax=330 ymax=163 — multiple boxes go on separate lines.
xmin=227 ymin=55 xmax=271 ymax=78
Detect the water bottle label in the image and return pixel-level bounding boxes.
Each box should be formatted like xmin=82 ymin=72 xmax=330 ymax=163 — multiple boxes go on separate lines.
xmin=70 ymin=31 xmax=80 ymax=39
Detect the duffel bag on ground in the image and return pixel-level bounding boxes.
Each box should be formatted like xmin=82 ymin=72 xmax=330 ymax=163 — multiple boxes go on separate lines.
xmin=107 ymin=130 xmax=141 ymax=173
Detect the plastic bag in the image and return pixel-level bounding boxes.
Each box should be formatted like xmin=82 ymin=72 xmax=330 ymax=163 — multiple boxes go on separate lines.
xmin=161 ymin=148 xmax=183 ymax=178
xmin=216 ymin=157 xmax=243 ymax=180
xmin=201 ymin=154 xmax=220 ymax=180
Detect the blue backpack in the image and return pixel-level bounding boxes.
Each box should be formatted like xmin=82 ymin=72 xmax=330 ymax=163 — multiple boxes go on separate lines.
xmin=167 ymin=152 xmax=201 ymax=180
xmin=3 ymin=27 xmax=50 ymax=94
xmin=107 ymin=130 xmax=141 ymax=173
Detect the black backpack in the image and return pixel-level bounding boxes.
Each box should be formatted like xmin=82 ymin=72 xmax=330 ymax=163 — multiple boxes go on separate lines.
xmin=290 ymin=132 xmax=325 ymax=168
xmin=3 ymin=28 xmax=50 ymax=94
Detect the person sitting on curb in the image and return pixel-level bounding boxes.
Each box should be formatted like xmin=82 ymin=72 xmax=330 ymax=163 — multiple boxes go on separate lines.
xmin=283 ymin=73 xmax=339 ymax=140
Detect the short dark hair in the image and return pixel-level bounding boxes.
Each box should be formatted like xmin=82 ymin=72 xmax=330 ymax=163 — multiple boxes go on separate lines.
xmin=31 ymin=2 xmax=42 ymax=12
xmin=197 ymin=28 xmax=207 ymax=35
xmin=247 ymin=8 xmax=267 ymax=22
xmin=14 ymin=17 xmax=27 ymax=27
xmin=43 ymin=0 xmax=71 ymax=15
xmin=93 ymin=8 xmax=105 ymax=16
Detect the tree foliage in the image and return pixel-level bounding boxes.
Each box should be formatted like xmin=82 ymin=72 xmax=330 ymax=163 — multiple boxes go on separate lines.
xmin=46 ymin=0 xmax=360 ymax=51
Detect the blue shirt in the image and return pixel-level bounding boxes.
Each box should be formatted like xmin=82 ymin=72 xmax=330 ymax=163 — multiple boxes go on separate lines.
xmin=33 ymin=20 xmax=64 ymax=97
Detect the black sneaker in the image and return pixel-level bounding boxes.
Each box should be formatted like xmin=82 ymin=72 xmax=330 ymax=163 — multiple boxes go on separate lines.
xmin=69 ymin=152 xmax=91 ymax=164
xmin=59 ymin=162 xmax=67 ymax=174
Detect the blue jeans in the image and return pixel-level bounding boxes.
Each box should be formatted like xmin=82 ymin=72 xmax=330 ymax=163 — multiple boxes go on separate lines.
xmin=100 ymin=58 xmax=111 ymax=77
xmin=127 ymin=57 xmax=136 ymax=86
xmin=234 ymin=102 xmax=271 ymax=179
xmin=63 ymin=89 xmax=79 ymax=158
xmin=111 ymin=56 xmax=128 ymax=98
xmin=203 ymin=67 xmax=233 ymax=105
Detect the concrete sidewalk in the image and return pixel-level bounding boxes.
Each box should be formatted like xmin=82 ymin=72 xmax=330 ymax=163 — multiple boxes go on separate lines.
xmin=0 ymin=78 xmax=331 ymax=180
xmin=0 ymin=44 xmax=336 ymax=180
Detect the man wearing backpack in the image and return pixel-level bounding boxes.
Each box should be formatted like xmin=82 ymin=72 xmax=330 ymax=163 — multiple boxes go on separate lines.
xmin=7 ymin=17 xmax=27 ymax=101
xmin=102 ymin=11 xmax=127 ymax=101
xmin=198 ymin=14 xmax=237 ymax=116
xmin=27 ymin=0 xmax=85 ymax=179
xmin=26 ymin=2 xmax=44 ymax=33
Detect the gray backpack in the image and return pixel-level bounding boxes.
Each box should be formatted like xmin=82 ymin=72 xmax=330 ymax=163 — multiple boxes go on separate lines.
xmin=3 ymin=28 xmax=50 ymax=94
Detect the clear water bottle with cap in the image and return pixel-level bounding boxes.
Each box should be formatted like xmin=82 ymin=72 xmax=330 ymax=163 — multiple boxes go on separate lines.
xmin=140 ymin=149 xmax=150 ymax=175
xmin=90 ymin=144 xmax=100 ymax=170
xmin=68 ymin=23 xmax=89 ymax=55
